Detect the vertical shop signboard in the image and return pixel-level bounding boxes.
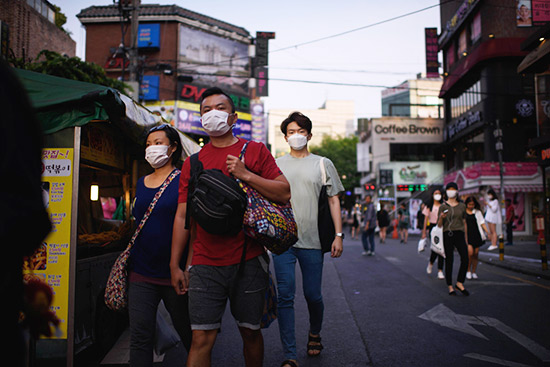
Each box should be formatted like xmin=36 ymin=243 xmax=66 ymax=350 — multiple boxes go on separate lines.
xmin=23 ymin=148 xmax=74 ymax=338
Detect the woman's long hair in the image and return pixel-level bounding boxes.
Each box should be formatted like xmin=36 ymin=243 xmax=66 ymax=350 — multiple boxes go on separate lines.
xmin=465 ymin=196 xmax=481 ymax=210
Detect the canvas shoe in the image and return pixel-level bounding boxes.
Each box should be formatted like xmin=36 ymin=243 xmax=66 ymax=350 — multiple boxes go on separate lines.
xmin=426 ymin=263 xmax=433 ymax=274
xmin=437 ymin=271 xmax=445 ymax=279
xmin=472 ymin=273 xmax=478 ymax=280
xmin=487 ymin=245 xmax=498 ymax=251
xmin=466 ymin=271 xmax=472 ymax=280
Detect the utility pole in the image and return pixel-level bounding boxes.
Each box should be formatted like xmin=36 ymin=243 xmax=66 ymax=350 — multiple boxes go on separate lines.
xmin=494 ymin=119 xmax=506 ymax=261
xmin=129 ymin=0 xmax=140 ymax=83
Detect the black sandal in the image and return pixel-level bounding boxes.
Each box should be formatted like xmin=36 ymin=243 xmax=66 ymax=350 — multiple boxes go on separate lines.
xmin=307 ymin=334 xmax=324 ymax=357
xmin=280 ymin=360 xmax=298 ymax=367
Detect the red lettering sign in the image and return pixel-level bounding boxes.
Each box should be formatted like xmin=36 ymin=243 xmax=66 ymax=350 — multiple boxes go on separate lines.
xmin=542 ymin=148 xmax=550 ymax=161
xmin=104 ymin=57 xmax=130 ymax=69
xmin=180 ymin=84 xmax=207 ymax=102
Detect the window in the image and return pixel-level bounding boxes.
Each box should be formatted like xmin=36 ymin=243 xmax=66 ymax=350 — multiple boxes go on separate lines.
xmin=390 ymin=143 xmax=439 ymax=161
xmin=446 ymin=42 xmax=456 ymax=70
xmin=458 ymin=29 xmax=468 ymax=57
xmin=470 ymin=12 xmax=481 ymax=43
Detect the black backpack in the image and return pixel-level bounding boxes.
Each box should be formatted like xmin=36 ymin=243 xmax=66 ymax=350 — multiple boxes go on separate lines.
xmin=185 ymin=152 xmax=247 ymax=236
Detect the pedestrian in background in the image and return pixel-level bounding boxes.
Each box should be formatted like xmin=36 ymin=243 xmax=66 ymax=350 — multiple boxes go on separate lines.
xmin=437 ymin=182 xmax=469 ymax=296
xmin=464 ymin=196 xmax=489 ymax=280
xmin=362 ymin=195 xmax=376 ymax=256
xmin=350 ymin=204 xmax=362 ymax=240
xmin=505 ymin=198 xmax=515 ymax=246
xmin=377 ymin=205 xmax=390 ymax=244
xmin=422 ymin=189 xmax=444 ymax=279
xmin=129 ymin=124 xmax=192 ymax=367
xmin=485 ymin=188 xmax=501 ymax=251
xmin=1 ymin=59 xmax=52 ymax=366
xmin=397 ymin=202 xmax=410 ymax=244
xmin=275 ymin=111 xmax=344 ymax=367
xmin=171 ymin=88 xmax=290 ymax=367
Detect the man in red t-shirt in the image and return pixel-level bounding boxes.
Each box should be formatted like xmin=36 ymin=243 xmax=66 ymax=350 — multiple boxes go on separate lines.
xmin=170 ymin=87 xmax=290 ymax=367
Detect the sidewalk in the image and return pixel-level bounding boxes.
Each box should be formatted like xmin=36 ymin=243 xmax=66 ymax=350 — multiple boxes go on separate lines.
xmin=476 ymin=237 xmax=550 ymax=280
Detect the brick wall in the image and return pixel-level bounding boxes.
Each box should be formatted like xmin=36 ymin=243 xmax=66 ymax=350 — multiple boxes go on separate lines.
xmin=0 ymin=0 xmax=75 ymax=60
xmin=85 ymin=21 xmax=179 ymax=100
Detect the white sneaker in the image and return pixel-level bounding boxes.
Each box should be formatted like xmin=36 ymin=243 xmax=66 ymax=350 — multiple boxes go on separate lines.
xmin=437 ymin=271 xmax=445 ymax=279
xmin=466 ymin=271 xmax=472 ymax=280
xmin=362 ymin=251 xmax=369 ymax=256
xmin=472 ymin=273 xmax=478 ymax=280
xmin=426 ymin=263 xmax=433 ymax=274
xmin=487 ymin=245 xmax=498 ymax=251
xmin=370 ymin=252 xmax=375 ymax=256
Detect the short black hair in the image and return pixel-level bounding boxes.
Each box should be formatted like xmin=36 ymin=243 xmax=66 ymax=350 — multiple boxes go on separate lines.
xmin=280 ymin=111 xmax=312 ymax=135
xmin=146 ymin=124 xmax=183 ymax=165
xmin=200 ymin=87 xmax=235 ymax=113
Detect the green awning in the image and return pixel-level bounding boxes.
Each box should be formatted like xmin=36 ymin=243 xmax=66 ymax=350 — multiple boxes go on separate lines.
xmin=15 ymin=69 xmax=126 ymax=134
xmin=14 ymin=68 xmax=200 ymax=157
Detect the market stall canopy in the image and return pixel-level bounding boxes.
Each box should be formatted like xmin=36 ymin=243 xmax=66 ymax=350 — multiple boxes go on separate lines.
xmin=14 ymin=68 xmax=200 ymax=157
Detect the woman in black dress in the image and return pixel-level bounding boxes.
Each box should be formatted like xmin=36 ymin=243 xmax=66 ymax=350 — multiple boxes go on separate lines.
xmin=377 ymin=206 xmax=390 ymax=244
xmin=464 ymin=196 xmax=489 ymax=280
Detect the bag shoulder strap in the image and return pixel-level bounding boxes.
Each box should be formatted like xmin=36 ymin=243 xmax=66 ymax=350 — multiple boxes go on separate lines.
xmin=185 ymin=153 xmax=202 ymax=230
xmin=319 ymin=157 xmax=327 ymax=185
xmin=128 ymin=169 xmax=180 ymax=249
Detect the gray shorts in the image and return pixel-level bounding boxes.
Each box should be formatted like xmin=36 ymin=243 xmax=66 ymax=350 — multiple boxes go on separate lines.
xmin=188 ymin=254 xmax=269 ymax=331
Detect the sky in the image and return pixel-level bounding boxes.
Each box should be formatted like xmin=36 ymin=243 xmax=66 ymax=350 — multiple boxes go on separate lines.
xmin=56 ymin=0 xmax=442 ymax=119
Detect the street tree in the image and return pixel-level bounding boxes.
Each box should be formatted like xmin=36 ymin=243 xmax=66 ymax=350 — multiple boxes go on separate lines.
xmin=9 ymin=50 xmax=129 ymax=94
xmin=310 ymin=134 xmax=359 ymax=193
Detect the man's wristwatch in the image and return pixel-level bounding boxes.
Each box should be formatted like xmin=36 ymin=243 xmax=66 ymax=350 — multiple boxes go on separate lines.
xmin=335 ymin=232 xmax=345 ymax=239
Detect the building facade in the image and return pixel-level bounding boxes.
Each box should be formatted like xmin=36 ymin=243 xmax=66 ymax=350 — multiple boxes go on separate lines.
xmin=78 ymin=4 xmax=254 ymax=142
xmin=268 ymin=100 xmax=355 ymax=157
xmin=0 ymin=0 xmax=76 ymax=60
xmin=438 ymin=0 xmax=544 ymax=235
xmin=381 ymin=73 xmax=444 ymax=119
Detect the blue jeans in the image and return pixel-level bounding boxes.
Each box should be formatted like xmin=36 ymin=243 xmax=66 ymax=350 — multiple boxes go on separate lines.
xmin=272 ymin=247 xmax=324 ymax=361
xmin=362 ymin=228 xmax=375 ymax=253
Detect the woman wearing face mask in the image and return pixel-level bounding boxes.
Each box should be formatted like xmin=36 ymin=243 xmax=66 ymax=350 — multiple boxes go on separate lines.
xmin=437 ymin=182 xmax=469 ymax=296
xmin=484 ymin=188 xmax=501 ymax=251
xmin=422 ymin=188 xmax=445 ymax=279
xmin=128 ymin=124 xmax=192 ymax=366
xmin=465 ymin=196 xmax=489 ymax=280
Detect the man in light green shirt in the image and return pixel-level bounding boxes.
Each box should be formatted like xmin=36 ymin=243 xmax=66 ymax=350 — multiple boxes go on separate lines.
xmin=273 ymin=111 xmax=344 ymax=367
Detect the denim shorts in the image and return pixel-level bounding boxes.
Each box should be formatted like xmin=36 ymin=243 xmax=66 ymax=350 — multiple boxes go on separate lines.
xmin=188 ymin=254 xmax=269 ymax=331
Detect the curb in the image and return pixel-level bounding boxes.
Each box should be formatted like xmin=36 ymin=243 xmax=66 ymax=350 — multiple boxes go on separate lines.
xmin=478 ymin=252 xmax=550 ymax=280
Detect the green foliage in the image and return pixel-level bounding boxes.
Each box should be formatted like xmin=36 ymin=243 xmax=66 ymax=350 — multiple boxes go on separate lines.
xmin=310 ymin=135 xmax=359 ymax=192
xmin=10 ymin=50 xmax=129 ymax=94
xmin=52 ymin=5 xmax=67 ymax=30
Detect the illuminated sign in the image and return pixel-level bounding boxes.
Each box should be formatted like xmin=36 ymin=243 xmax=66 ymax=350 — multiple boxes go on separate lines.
xmin=178 ymin=83 xmax=250 ymax=112
xmin=397 ymin=184 xmax=428 ymax=192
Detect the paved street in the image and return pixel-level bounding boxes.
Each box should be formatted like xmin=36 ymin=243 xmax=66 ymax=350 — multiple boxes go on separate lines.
xmin=95 ymin=234 xmax=550 ymax=367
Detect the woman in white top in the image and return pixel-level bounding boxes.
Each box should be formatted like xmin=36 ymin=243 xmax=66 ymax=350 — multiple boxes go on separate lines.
xmin=465 ymin=196 xmax=489 ymax=279
xmin=484 ymin=189 xmax=501 ymax=251
xmin=422 ymin=189 xmax=444 ymax=279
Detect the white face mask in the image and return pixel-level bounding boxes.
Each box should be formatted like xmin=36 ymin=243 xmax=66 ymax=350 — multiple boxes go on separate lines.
xmin=201 ymin=109 xmax=232 ymax=137
xmin=446 ymin=190 xmax=458 ymax=198
xmin=433 ymin=194 xmax=442 ymax=202
xmin=287 ymin=134 xmax=308 ymax=150
xmin=145 ymin=145 xmax=172 ymax=169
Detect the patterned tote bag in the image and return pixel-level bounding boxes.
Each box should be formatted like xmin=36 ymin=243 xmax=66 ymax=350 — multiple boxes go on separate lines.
xmin=237 ymin=142 xmax=298 ymax=255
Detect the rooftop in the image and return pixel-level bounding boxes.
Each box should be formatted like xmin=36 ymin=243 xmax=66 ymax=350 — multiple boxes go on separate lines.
xmin=77 ymin=4 xmax=250 ymax=39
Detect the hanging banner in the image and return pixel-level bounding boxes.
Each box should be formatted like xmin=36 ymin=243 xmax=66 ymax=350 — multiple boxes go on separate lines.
xmin=23 ymin=148 xmax=74 ymax=339
xmin=425 ymin=28 xmax=439 ymax=78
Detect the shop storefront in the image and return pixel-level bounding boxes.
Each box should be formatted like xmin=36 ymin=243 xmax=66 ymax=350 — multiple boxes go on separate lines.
xmin=16 ymin=69 xmax=199 ymax=364
xmin=444 ymin=162 xmax=543 ymax=236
